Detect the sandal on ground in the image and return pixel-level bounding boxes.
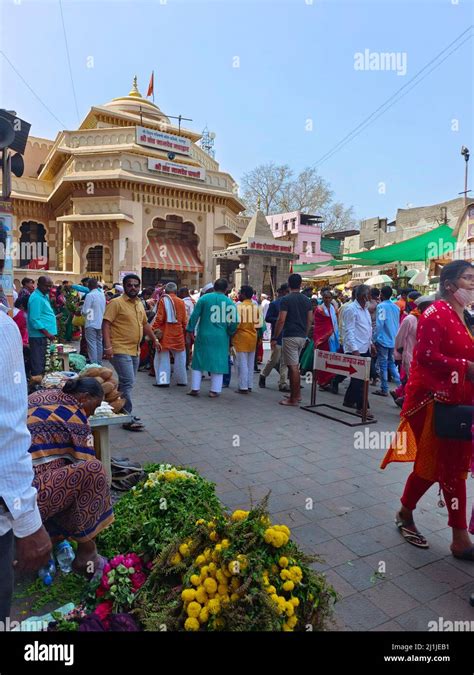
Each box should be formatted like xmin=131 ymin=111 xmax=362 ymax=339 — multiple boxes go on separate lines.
xmin=235 ymin=389 xmax=249 ymax=394
xmin=395 ymin=512 xmax=429 ymax=548
xmin=186 ymin=390 xmax=199 ymax=396
xmin=279 ymin=398 xmax=300 ymax=406
xmin=122 ymin=422 xmax=144 ymax=432
xmin=451 ymin=545 xmax=474 ymax=561
xmin=208 ymin=391 xmax=220 ymax=398
xmin=373 ymin=390 xmax=388 ymax=397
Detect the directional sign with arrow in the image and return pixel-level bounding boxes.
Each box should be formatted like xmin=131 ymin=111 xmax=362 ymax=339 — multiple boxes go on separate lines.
xmin=315 ymin=349 xmax=371 ymax=381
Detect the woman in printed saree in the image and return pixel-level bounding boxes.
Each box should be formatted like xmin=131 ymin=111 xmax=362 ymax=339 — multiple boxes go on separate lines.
xmin=313 ymin=289 xmax=340 ymax=389
xmin=381 ymin=260 xmax=474 ymax=559
xmin=27 ymin=377 xmax=114 ymax=575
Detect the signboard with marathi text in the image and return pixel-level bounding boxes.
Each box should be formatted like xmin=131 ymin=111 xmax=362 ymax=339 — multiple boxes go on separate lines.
xmin=148 ymin=158 xmax=206 ymax=181
xmin=314 ymin=349 xmax=371 ymax=381
xmin=137 ymin=126 xmax=191 ymax=156
xmin=247 ymin=239 xmax=293 ymax=253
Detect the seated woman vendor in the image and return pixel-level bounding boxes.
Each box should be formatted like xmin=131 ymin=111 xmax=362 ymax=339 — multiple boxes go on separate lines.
xmin=27 ymin=377 xmax=113 ymax=576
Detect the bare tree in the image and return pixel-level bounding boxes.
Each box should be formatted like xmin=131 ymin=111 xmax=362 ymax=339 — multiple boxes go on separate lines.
xmin=240 ymin=163 xmax=292 ymax=215
xmin=240 ymin=164 xmax=357 ymax=233
xmin=278 ymin=167 xmax=333 ymax=213
xmin=320 ymin=202 xmax=357 ymax=232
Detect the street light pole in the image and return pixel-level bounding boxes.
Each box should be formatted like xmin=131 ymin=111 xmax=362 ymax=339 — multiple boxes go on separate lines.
xmin=460 ymin=146 xmax=470 ymax=204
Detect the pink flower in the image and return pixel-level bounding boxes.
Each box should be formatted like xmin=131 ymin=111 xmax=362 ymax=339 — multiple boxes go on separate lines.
xmin=94 ymin=601 xmax=113 ymax=621
xmin=100 ymin=574 xmax=111 ymax=590
xmin=111 ymin=554 xmax=125 ymax=567
xmin=146 ymin=561 xmax=153 ymax=570
xmin=125 ymin=553 xmax=141 ymax=568
xmin=131 ymin=571 xmax=147 ymax=591
xmin=96 ymin=586 xmax=106 ymax=598
xmin=103 ymin=563 xmax=112 ymax=574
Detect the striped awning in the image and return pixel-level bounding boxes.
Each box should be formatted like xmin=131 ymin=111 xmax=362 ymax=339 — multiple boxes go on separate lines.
xmin=142 ymin=239 xmax=203 ymax=273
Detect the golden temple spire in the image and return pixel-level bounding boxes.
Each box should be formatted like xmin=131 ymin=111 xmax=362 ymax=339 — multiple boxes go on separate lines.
xmin=128 ymin=75 xmax=142 ymax=98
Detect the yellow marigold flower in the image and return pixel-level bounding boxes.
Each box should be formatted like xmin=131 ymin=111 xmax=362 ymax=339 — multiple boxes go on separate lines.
xmin=228 ymin=561 xmax=240 ymax=575
xmin=279 ymin=556 xmax=289 ymax=568
xmin=207 ymin=598 xmax=220 ymax=615
xmin=208 ymin=562 xmax=217 ymax=574
xmin=181 ymin=588 xmax=196 ymax=602
xmin=195 ymin=554 xmax=205 ymax=566
xmin=230 ymin=592 xmax=239 ymax=602
xmin=164 ymin=471 xmax=176 ymax=482
xmin=285 ymin=602 xmax=295 ymax=617
xmin=308 ymin=593 xmax=314 ymax=601
xmin=236 ymin=554 xmax=248 ymax=570
xmin=179 ymin=543 xmax=190 ymax=557
xmin=184 ymin=617 xmax=200 ymax=631
xmin=282 ymin=623 xmax=293 ymax=632
xmin=214 ymin=544 xmax=222 ymax=553
xmin=287 ymin=616 xmax=297 ymax=629
xmin=215 ymin=570 xmax=226 ymax=584
xmin=199 ymin=607 xmax=209 ymax=623
xmin=220 ymin=539 xmax=230 ymax=549
xmin=195 ymin=518 xmax=205 ymax=525
xmin=187 ymin=601 xmax=202 ymax=618
xmin=280 ymin=569 xmax=290 ymax=580
xmin=190 ymin=574 xmax=201 ymax=587
xmin=290 ymin=597 xmax=300 ymax=607
xmin=223 ymin=567 xmax=232 ymax=578
xmin=283 ymin=580 xmax=295 ymax=592
xmin=209 ymin=531 xmax=218 ymax=542
xmin=272 ymin=532 xmax=285 ymax=548
xmin=270 ymin=594 xmax=279 ymax=603
xmin=266 ymin=585 xmax=276 ymax=595
xmin=220 ymin=594 xmax=230 ymax=605
xmin=217 ymin=583 xmax=228 ymax=596
xmin=214 ymin=617 xmax=225 ymax=629
xmin=231 ymin=510 xmax=249 ymax=522
xmin=203 ymin=577 xmax=217 ymax=595
xmin=203 ymin=548 xmax=212 ymax=561
xmin=170 ymin=552 xmax=182 ymax=566
xmin=271 ymin=564 xmax=278 ymax=574
xmin=195 ymin=586 xmax=209 ymax=604
xmin=230 ymin=577 xmax=240 ymax=591
xmin=200 ymin=565 xmax=209 ymax=578
xmin=277 ymin=596 xmax=286 ymax=607
xmin=207 ymin=520 xmax=216 ymax=529
xmin=264 ymin=528 xmax=274 ymax=544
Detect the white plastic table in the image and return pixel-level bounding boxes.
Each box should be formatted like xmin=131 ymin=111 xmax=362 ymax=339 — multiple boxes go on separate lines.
xmin=89 ymin=414 xmax=132 ymax=485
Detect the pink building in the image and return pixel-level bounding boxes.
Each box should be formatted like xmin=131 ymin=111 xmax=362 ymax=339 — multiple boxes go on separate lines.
xmin=265 ymin=211 xmax=333 ymax=265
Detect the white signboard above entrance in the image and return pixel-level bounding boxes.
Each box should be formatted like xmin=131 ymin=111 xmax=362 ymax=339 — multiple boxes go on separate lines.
xmin=314 ymin=349 xmax=371 ymax=381
xmin=136 ymin=126 xmax=191 ymax=156
xmin=148 ymin=158 xmax=206 ymax=181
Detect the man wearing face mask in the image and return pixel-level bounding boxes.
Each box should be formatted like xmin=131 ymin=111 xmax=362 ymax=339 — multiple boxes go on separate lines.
xmin=382 ymin=260 xmax=474 ymax=560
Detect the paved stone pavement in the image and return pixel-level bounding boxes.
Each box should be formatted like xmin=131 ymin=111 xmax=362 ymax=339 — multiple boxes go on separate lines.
xmin=108 ymin=352 xmax=474 ymax=632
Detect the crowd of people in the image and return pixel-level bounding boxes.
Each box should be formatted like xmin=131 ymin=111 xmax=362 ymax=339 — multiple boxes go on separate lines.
xmin=1 ymin=260 xmax=474 ymax=626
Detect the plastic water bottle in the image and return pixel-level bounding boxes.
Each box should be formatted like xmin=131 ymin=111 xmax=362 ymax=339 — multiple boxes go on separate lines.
xmin=55 ymin=541 xmax=75 ymax=574
xmin=38 ymin=559 xmax=56 ymax=586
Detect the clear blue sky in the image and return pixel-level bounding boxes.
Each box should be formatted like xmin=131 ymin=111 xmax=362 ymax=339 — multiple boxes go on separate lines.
xmin=2 ymin=0 xmax=473 ymax=223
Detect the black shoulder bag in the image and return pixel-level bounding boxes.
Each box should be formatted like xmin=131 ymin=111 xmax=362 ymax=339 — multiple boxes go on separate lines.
xmin=434 ymin=402 xmax=473 ymax=441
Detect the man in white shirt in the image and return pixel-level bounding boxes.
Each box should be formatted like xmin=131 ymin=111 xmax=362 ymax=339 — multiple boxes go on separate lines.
xmin=82 ymin=278 xmax=106 ymax=364
xmin=0 ymin=311 xmax=52 ymax=622
xmin=342 ymin=284 xmax=376 ymax=417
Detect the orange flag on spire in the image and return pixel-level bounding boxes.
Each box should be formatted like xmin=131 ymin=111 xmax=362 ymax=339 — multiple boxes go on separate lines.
xmin=147 ymin=71 xmax=154 ymax=99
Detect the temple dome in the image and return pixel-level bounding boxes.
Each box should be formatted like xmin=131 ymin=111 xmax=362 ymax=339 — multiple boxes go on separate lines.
xmin=102 ymin=76 xmax=170 ymax=123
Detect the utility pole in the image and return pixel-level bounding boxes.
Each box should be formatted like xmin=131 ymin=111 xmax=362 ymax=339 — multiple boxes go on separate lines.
xmin=460 ymin=146 xmax=471 ymax=204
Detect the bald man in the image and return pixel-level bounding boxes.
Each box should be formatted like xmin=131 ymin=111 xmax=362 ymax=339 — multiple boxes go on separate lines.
xmin=27 ymin=276 xmax=57 ymax=375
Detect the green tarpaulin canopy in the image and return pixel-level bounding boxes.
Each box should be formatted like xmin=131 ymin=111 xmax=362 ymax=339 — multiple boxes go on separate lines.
xmin=293 ymin=258 xmax=384 ymax=272
xmin=341 ymin=224 xmax=457 ymax=263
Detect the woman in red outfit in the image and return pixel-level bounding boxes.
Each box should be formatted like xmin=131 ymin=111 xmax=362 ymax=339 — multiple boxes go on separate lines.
xmin=381 ymin=260 xmax=474 ymax=559
xmin=314 ymin=290 xmax=340 ymax=389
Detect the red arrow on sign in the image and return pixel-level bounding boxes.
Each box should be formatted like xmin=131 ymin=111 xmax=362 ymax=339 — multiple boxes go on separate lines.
xmin=325 ymin=361 xmax=357 ymax=376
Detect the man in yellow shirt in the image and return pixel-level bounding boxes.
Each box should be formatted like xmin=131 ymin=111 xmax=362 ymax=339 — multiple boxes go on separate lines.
xmin=102 ymin=274 xmax=160 ymax=431
xmin=233 ymin=285 xmax=263 ymax=393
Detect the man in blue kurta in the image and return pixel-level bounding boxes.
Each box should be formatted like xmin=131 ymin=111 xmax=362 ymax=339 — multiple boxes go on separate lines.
xmin=186 ymin=278 xmax=237 ymax=397
xmin=27 ymin=275 xmax=57 ymax=376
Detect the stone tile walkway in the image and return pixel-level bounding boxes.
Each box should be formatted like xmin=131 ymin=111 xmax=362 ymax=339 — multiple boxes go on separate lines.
xmin=108 ymin=353 xmax=474 ymax=631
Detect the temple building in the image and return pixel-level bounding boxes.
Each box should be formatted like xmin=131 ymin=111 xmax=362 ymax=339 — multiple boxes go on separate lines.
xmin=10 ymin=77 xmax=245 ymax=287
xmin=213 ymin=207 xmax=296 ymax=294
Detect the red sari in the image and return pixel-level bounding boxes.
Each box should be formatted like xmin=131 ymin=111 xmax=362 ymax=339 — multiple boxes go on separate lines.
xmin=313 ymin=305 xmax=336 ymax=387
xmin=381 ymin=300 xmax=474 ymax=495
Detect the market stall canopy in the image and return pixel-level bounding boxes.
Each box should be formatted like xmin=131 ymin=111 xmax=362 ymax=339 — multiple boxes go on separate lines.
xmin=410 ymin=270 xmax=429 ymax=286
xmin=399 ymin=268 xmax=418 ymax=278
xmin=341 ymin=224 xmax=457 ymax=263
xmin=293 ymin=258 xmax=384 ymax=272
xmin=366 ymin=274 xmax=393 ymax=286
